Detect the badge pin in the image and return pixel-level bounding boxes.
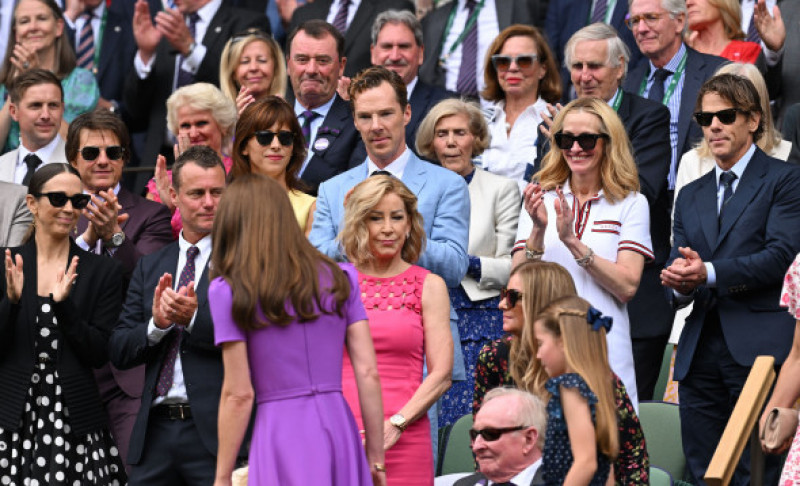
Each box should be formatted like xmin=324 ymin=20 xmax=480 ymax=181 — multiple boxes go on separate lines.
xmin=314 ymin=137 xmax=330 ymax=152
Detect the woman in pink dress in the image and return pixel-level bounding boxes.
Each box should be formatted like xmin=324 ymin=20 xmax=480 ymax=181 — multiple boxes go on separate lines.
xmin=339 ymin=175 xmax=454 ymax=485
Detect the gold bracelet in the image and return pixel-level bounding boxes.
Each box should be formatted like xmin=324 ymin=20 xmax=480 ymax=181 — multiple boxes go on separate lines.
xmin=373 ymin=463 xmax=386 ymax=473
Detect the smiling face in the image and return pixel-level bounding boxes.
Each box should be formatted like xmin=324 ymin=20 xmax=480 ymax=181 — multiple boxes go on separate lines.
xmin=499 ymin=273 xmax=525 ymax=335
xmin=176 ymin=106 xmax=224 ymax=155
xmin=235 ymin=40 xmax=275 ymax=99
xmin=366 ymin=192 xmax=411 ymax=263
xmin=288 ymin=30 xmax=345 ymax=109
xmin=433 ymin=114 xmax=475 ymax=177
xmin=534 ymin=319 xmax=566 ymax=377
xmin=700 ymin=92 xmax=759 ymax=170
xmin=570 ymin=39 xmax=624 ymax=102
xmin=242 ymin=123 xmax=294 ymax=182
xmin=14 ymin=0 xmax=63 ymax=54
xmin=9 ymin=82 xmax=63 ymax=152
xmin=27 ymin=171 xmax=82 ymax=237
xmin=496 ymin=35 xmax=546 ymax=99
xmin=560 ymin=111 xmax=606 ymax=179
xmin=370 ymin=22 xmax=424 ymax=85
xmin=353 ymin=81 xmax=411 ymax=167
xmin=686 ymin=0 xmax=720 ymax=30
xmin=629 ymin=0 xmax=685 ymax=66
xmin=70 ymin=129 xmax=123 ymax=193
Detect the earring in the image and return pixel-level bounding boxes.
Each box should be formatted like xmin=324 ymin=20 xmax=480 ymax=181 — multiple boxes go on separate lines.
xmin=406 ymin=232 xmax=410 ymax=239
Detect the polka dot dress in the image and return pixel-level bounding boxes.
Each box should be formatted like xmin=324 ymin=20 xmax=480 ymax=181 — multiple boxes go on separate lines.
xmin=0 ymin=297 xmax=126 ymax=485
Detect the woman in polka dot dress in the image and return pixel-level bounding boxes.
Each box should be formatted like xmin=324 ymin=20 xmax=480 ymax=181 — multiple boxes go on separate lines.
xmin=0 ymin=164 xmax=126 ymax=484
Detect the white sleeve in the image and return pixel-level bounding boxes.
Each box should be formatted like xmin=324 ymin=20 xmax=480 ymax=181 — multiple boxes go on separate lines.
xmin=618 ymin=193 xmax=654 ymax=261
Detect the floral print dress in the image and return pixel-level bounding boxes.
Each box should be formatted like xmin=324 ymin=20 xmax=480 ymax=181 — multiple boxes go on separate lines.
xmin=778 ymin=254 xmax=800 ymax=485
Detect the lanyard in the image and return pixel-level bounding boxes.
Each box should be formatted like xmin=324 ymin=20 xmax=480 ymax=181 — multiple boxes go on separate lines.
xmin=638 ymin=50 xmax=687 ymax=105
xmin=92 ymin=9 xmax=107 ymax=75
xmin=610 ymin=89 xmax=623 ymax=111
xmin=585 ymin=0 xmax=618 ymax=24
xmin=438 ymin=0 xmax=486 ymax=66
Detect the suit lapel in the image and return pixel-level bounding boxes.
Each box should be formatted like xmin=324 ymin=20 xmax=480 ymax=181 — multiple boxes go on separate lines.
xmin=495 ymin=0 xmax=512 ymax=31
xmin=400 ymin=154 xmax=427 ymax=194
xmin=346 ymin=0 xmax=374 ymax=47
xmin=99 ymin=10 xmax=123 ymax=76
xmin=694 ymin=171 xmax=719 ymax=251
xmin=408 ymin=83 xmax=431 ymax=134
xmin=716 ymin=150 xmax=767 ymax=246
xmin=116 ymin=187 xmax=136 ymax=234
xmin=18 ymin=241 xmax=39 ymax=349
xmin=678 ymin=47 xmax=704 ymax=154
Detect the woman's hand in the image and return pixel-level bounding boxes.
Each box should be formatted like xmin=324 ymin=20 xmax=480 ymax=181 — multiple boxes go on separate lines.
xmin=383 ymin=420 xmax=402 ymax=451
xmin=236 ymin=86 xmax=256 ymax=115
xmin=51 ymin=256 xmax=79 ymax=303
xmin=522 ymin=182 xmax=548 ymax=229
xmin=371 ymin=468 xmax=387 ymax=486
xmin=554 ymin=186 xmax=577 ymax=245
xmin=5 ymin=250 xmax=23 ymax=303
xmin=759 ymin=409 xmax=795 ymax=455
xmin=10 ymin=43 xmax=39 ymax=73
xmin=154 ymin=155 xmax=175 ymax=211
xmin=173 ymin=135 xmax=192 ymax=159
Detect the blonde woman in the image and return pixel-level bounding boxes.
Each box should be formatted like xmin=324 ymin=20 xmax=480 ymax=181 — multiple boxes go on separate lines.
xmin=686 ymin=0 xmax=764 ymax=66
xmin=219 ymin=28 xmax=286 ymax=115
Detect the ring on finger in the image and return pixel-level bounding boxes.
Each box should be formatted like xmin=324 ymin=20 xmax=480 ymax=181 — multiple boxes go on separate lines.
xmin=22 ymin=61 xmax=29 ymax=69
xmin=681 ymin=281 xmax=687 ymax=289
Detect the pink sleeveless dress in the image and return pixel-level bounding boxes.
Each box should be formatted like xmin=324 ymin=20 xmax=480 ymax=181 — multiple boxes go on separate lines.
xmin=342 ymin=265 xmax=433 ymax=486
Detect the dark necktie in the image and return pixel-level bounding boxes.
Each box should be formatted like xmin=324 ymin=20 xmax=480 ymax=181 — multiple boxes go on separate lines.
xmin=719 ymin=171 xmax=737 ymax=220
xmin=76 ymin=10 xmax=95 ymax=72
xmin=155 ymin=245 xmax=199 ymax=397
xmin=332 ymin=0 xmax=351 ymax=34
xmin=22 ymin=153 xmax=42 ymax=186
xmin=456 ymin=0 xmax=479 ymax=97
xmin=647 ymin=68 xmax=671 ymax=104
xmin=176 ymin=12 xmax=200 ymax=88
xmin=590 ymin=0 xmax=607 ymax=24
xmin=746 ymin=11 xmax=761 ymax=43
xmin=301 ymin=110 xmax=320 ymax=148
xmin=370 ymin=170 xmax=393 ymax=177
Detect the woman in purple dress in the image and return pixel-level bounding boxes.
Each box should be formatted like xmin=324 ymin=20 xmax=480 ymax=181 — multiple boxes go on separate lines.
xmin=209 ymin=174 xmax=386 ymax=486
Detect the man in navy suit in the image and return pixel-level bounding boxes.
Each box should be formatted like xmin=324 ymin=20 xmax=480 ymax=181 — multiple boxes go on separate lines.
xmin=622 ymin=0 xmax=726 ymax=199
xmin=662 ymin=74 xmax=800 ymax=485
xmin=110 ymin=146 xmax=244 ymax=485
xmin=288 ymin=20 xmax=366 ymax=195
xmin=370 ymin=10 xmax=453 ymax=158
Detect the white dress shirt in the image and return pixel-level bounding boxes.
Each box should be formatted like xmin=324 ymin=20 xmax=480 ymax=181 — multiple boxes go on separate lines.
xmin=65 ymin=2 xmax=106 ymax=52
xmin=325 ymin=0 xmax=363 ymax=30
xmin=15 ymin=135 xmax=64 ymax=184
xmin=366 ymin=145 xmax=412 ymax=179
xmin=296 ymin=95 xmax=337 ymax=175
xmin=443 ymin=0 xmax=499 ymax=102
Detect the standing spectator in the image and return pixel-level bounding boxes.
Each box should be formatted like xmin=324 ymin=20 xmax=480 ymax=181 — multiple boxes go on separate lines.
xmin=663 ymin=73 xmax=800 ymax=484
xmin=219 ymin=28 xmax=286 ymax=114
xmin=0 ymin=163 xmax=126 ymax=484
xmin=685 ymin=0 xmax=764 ymax=68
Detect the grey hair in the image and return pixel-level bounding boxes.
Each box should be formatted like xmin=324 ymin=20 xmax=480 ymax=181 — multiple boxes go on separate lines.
xmin=564 ymin=23 xmax=631 ymax=79
xmin=371 ymin=10 xmax=423 ymax=46
xmin=629 ymin=0 xmax=686 ymax=16
xmin=482 ymin=387 xmax=547 ymax=449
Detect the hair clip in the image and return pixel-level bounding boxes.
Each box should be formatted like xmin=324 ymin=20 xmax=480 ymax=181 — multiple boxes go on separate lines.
xmin=586 ymin=306 xmax=612 ymax=333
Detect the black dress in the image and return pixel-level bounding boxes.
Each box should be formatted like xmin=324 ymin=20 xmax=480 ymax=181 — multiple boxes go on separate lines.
xmin=0 ymin=296 xmax=126 ymax=485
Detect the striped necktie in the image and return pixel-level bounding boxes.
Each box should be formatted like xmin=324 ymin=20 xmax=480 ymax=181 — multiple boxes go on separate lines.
xmin=332 ymin=0 xmax=351 ymax=34
xmin=76 ymin=10 xmax=95 ymax=72
xmin=590 ymin=0 xmax=607 ymax=24
xmin=455 ymin=0 xmax=479 ymax=97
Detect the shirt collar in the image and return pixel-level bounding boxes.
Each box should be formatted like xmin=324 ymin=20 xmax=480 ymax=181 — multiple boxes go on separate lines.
xmin=648 ymin=42 xmax=686 ymax=79
xmin=406 ymin=76 xmax=419 ymax=97
xmin=178 ymin=231 xmax=212 ymax=257
xmin=195 ymin=0 xmax=222 ymax=22
xmin=606 ymin=88 xmax=620 ymax=106
xmin=715 ymin=143 xmax=756 ymax=184
xmin=90 ymin=2 xmax=105 ymax=17
xmin=294 ymin=93 xmax=337 ymax=119
xmin=489 ymin=459 xmax=541 ymax=485
xmin=18 ymin=134 xmax=62 ymax=169
xmin=367 ymin=145 xmax=411 ymax=179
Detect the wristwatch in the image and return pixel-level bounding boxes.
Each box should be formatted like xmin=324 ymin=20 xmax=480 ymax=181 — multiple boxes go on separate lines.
xmin=104 ymin=231 xmax=126 ymax=249
xmin=389 ymin=413 xmax=408 ymax=432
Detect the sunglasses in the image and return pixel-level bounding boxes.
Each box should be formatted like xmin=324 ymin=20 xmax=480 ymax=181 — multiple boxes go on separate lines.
xmin=693 ymin=108 xmax=746 ymax=127
xmin=624 ymin=12 xmax=668 ymax=30
xmin=33 ymin=192 xmax=91 ymax=209
xmin=491 ymin=54 xmax=539 ymax=71
xmin=500 ymin=288 xmax=524 ymax=308
xmin=254 ymin=130 xmax=294 ymax=147
xmin=553 ymin=132 xmax=608 ymax=151
xmin=80 ymin=146 xmax=125 ymax=161
xmin=469 ymin=426 xmax=526 ymax=442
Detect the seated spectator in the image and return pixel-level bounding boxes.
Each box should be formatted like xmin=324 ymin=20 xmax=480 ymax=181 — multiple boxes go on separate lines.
xmin=454 ymin=387 xmax=547 ymax=486
xmin=146 ymin=83 xmax=237 ymax=238
xmin=416 ymin=98 xmax=520 ymax=424
xmin=480 ymin=24 xmax=561 ymax=191
xmin=0 ymin=0 xmax=99 ymax=153
xmin=0 ymin=181 xmax=31 ymax=247
xmin=686 ymin=0 xmax=765 ymax=68
xmin=219 ymin=28 xmax=286 ymax=115
xmin=229 ymin=96 xmax=316 ymax=234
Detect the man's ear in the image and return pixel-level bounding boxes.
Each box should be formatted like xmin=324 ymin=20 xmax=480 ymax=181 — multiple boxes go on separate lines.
xmin=8 ymin=102 xmax=18 ymax=122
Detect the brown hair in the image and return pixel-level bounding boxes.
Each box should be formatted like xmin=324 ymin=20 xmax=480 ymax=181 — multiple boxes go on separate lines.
xmin=230 ymin=96 xmax=307 ymax=192
xmin=173 ymin=145 xmax=226 ymax=192
xmin=481 ymin=24 xmax=561 ymax=103
xmin=7 ymin=68 xmax=63 ymax=104
xmin=287 ymin=19 xmax=345 ymax=59
xmin=211 ymin=174 xmax=351 ymax=329
xmin=349 ymin=66 xmax=408 ymax=112
xmin=694 ymin=72 xmax=764 ymax=143
xmin=66 ymin=110 xmax=131 ymax=165
xmin=338 ymin=175 xmax=425 ymax=267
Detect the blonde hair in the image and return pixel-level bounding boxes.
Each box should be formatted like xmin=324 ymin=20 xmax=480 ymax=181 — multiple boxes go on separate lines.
xmin=510 ymin=261 xmax=577 ymax=398
xmin=338 ymin=176 xmax=426 ymax=267
xmin=537 ymin=97 xmax=639 ymax=203
xmin=166 ymin=83 xmax=238 ymax=148
xmin=693 ymin=0 xmax=745 ymax=40
xmin=219 ymin=33 xmax=286 ymax=103
xmin=696 ymin=63 xmax=781 ymax=157
xmin=415 ymin=98 xmax=489 ymax=160
xmin=536 ymin=296 xmax=618 ymax=459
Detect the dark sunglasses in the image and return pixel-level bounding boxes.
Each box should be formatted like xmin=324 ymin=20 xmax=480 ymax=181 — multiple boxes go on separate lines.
xmin=469 ymin=426 xmax=526 ymax=442
xmin=80 ymin=146 xmax=125 ymax=161
xmin=693 ymin=108 xmax=747 ymax=127
xmin=491 ymin=54 xmax=539 ymax=71
xmin=33 ymin=191 xmax=91 ymax=209
xmin=500 ymin=288 xmax=524 ymax=308
xmin=553 ymin=132 xmax=609 ymax=151
xmin=254 ymin=130 xmax=294 ymax=147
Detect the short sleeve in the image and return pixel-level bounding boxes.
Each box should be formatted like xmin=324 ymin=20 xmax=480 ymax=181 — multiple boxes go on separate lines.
xmin=618 ymin=193 xmax=654 ymax=261
xmin=340 ymin=263 xmax=367 ymax=325
xmin=546 ymin=373 xmax=598 ymax=406
xmin=780 ymin=254 xmax=800 ymax=319
xmin=209 ymin=277 xmax=246 ymax=345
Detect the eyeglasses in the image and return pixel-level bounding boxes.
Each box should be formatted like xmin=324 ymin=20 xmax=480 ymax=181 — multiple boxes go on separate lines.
xmin=80 ymin=146 xmax=125 ymax=161
xmin=491 ymin=54 xmax=539 ymax=71
xmin=693 ymin=108 xmax=747 ymax=127
xmin=469 ymin=426 xmax=526 ymax=442
xmin=33 ymin=192 xmax=91 ymax=209
xmin=553 ymin=132 xmax=609 ymax=151
xmin=625 ymin=12 xmax=669 ymax=30
xmin=253 ymin=130 xmax=294 ymax=147
xmin=500 ymin=288 xmax=524 ymax=308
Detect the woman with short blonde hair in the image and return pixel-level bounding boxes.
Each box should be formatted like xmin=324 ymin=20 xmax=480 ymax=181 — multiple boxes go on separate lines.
xmin=219 ymin=29 xmax=286 ymax=114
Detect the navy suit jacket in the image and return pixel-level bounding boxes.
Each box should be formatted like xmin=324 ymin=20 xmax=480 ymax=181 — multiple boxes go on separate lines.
xmin=623 ymin=45 xmax=727 ymax=162
xmin=669 ymin=148 xmax=800 ymax=381
xmin=408 ymin=80 xmax=454 ymax=157
xmin=65 ymin=3 xmax=137 ymax=111
xmin=545 ymin=0 xmax=642 ymax=102
xmin=110 ymin=242 xmax=245 ymax=464
xmin=289 ymin=0 xmax=414 ymax=77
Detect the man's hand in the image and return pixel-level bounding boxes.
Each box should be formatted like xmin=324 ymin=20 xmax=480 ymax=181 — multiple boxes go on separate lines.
xmin=538 ymin=103 xmax=562 ymax=139
xmin=155 ymin=8 xmax=195 ymax=56
xmin=133 ymin=0 xmax=162 ymax=64
xmin=64 ymin=0 xmax=86 ymax=22
xmin=82 ymin=191 xmax=128 ymax=243
xmin=661 ymin=246 xmax=707 ymax=294
xmin=159 ymin=282 xmax=198 ymax=327
xmin=152 ymin=273 xmax=173 ymax=329
xmin=754 ymin=0 xmax=786 ymax=52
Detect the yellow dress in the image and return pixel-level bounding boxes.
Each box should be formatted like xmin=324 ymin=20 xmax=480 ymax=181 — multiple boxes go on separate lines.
xmin=287 ymin=190 xmax=316 ymax=230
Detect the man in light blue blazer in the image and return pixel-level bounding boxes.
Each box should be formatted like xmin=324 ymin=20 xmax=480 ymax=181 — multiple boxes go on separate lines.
xmin=309 ymin=66 xmax=470 ymax=385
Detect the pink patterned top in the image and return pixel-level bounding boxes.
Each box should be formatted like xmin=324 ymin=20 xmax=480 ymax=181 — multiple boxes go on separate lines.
xmin=780 ymin=253 xmax=800 ymax=320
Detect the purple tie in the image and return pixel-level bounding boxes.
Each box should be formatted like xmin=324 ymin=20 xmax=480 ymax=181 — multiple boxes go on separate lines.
xmin=301 ymin=110 xmax=320 ymax=148
xmin=76 ymin=11 xmax=95 ymax=71
xmin=155 ymin=246 xmax=199 ymax=397
xmin=590 ymin=0 xmax=608 ymax=24
xmin=456 ymin=0 xmax=479 ymax=97
xmin=332 ymin=0 xmax=351 ymax=34
xmin=746 ymin=11 xmax=760 ymax=43
xmin=176 ymin=12 xmax=200 ymax=88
